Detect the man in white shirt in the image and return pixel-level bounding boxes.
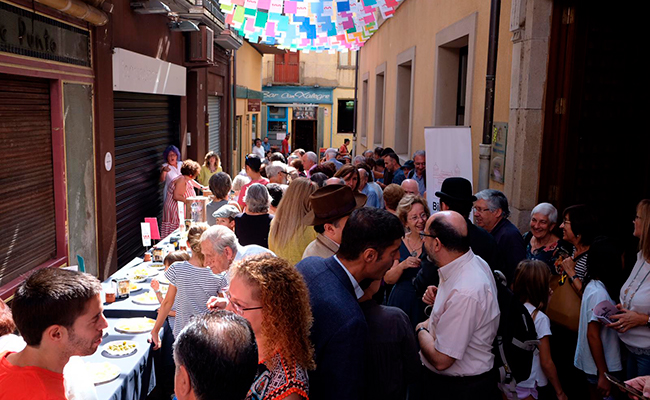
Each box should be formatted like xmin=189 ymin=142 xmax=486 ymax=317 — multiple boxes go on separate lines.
xmin=416 ymin=211 xmax=501 ymax=400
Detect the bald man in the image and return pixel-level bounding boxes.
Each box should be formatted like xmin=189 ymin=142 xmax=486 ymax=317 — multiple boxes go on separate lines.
xmin=401 ymin=179 xmax=419 ymax=196
xmin=415 ymin=211 xmax=500 ymax=400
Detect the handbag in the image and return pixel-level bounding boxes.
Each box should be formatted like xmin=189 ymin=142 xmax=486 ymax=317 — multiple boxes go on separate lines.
xmin=546 ymin=274 xmax=582 ymax=331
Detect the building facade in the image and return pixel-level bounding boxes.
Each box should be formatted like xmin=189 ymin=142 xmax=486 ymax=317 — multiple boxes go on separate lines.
xmin=355 ymin=0 xmax=648 ymax=244
xmin=261 ymin=50 xmax=356 ymax=154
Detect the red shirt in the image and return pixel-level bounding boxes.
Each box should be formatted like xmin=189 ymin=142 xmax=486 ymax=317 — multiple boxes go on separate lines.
xmin=281 ymin=138 xmax=289 ymax=155
xmin=0 ymin=351 xmax=66 ymax=400
xmin=339 ymin=144 xmax=349 ymax=156
xmin=237 ymin=178 xmax=270 ymax=207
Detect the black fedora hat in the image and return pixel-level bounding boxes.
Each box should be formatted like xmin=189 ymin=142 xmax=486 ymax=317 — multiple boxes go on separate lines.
xmin=305 ymin=184 xmax=367 ymax=226
xmin=435 ymin=177 xmax=477 ymax=204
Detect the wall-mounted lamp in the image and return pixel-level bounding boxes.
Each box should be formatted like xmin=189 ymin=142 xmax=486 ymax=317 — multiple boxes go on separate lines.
xmin=169 ymin=20 xmax=200 ymax=32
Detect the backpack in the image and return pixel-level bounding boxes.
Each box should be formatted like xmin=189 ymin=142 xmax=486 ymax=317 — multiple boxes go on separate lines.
xmin=491 ymin=270 xmax=539 ymax=397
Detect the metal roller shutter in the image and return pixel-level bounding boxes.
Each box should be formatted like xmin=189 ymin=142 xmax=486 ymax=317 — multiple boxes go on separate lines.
xmin=114 ymin=92 xmax=179 ymax=268
xmin=0 ymin=74 xmax=56 ymax=287
xmin=207 ymin=95 xmax=221 ymax=155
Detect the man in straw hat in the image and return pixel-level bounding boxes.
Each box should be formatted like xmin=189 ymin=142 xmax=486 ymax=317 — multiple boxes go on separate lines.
xmin=302 ymin=184 xmax=367 ymax=259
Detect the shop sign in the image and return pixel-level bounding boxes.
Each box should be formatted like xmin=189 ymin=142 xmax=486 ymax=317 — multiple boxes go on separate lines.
xmin=248 ymin=99 xmax=261 ymax=112
xmin=293 ymin=106 xmax=317 ymax=120
xmin=263 ymin=86 xmax=333 ymax=104
xmin=0 ymin=2 xmax=91 ymax=67
xmin=113 ymin=48 xmax=186 ymax=96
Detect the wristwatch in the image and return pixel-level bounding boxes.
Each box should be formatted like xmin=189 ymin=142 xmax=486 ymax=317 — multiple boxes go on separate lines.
xmin=568 ymin=274 xmax=578 ymax=284
xmin=416 ymin=326 xmax=429 ymax=335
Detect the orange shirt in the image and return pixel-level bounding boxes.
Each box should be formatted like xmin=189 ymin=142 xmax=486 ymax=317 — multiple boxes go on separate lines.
xmin=0 ymin=351 xmax=66 ymax=400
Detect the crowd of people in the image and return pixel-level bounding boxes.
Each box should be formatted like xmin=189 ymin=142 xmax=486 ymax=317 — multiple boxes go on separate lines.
xmin=1 ymin=140 xmax=650 ymax=400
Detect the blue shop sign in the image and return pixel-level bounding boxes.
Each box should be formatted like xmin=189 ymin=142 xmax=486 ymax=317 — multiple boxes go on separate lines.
xmin=263 ymin=86 xmax=333 ymax=104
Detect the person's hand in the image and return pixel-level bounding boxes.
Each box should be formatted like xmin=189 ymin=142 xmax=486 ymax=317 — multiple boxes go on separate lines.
xmin=148 ymin=329 xmax=161 ymax=350
xmin=560 ymin=257 xmax=577 ymax=276
xmin=597 ymin=372 xmax=611 ymax=397
xmin=399 ymin=256 xmax=421 ymax=271
xmin=150 ymin=279 xmax=160 ymax=292
xmin=625 ymin=375 xmax=650 ymax=399
xmin=162 ymin=165 xmax=170 ymax=172
xmin=422 ymin=285 xmax=438 ymax=305
xmin=608 ymin=305 xmax=647 ymax=333
xmin=207 ymin=296 xmax=228 ymax=311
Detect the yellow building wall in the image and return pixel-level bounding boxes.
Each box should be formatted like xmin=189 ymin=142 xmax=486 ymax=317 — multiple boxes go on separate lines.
xmin=332 ymin=88 xmax=354 ymax=149
xmin=356 ymin=0 xmax=512 ymax=191
xmin=236 ymin=41 xmax=264 ymax=169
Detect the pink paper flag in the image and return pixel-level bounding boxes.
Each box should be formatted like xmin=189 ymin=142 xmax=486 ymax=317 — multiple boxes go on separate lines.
xmin=266 ymin=22 xmax=276 ymax=36
xmin=145 ymin=218 xmax=161 ymax=240
xmin=226 ymin=11 xmax=235 ymax=25
xmin=258 ymin=0 xmax=271 ymax=9
xmin=284 ymin=0 xmax=297 ymax=14
xmin=233 ymin=0 xmax=245 ymax=5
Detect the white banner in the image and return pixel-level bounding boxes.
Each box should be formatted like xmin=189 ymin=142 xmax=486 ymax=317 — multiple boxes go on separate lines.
xmin=141 ymin=222 xmax=152 ymax=247
xmin=424 ymin=126 xmax=474 ymax=213
xmin=113 ymin=48 xmax=186 ymax=96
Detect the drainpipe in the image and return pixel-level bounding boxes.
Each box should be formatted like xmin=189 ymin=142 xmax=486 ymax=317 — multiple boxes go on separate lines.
xmin=232 ymin=50 xmax=238 ymax=173
xmin=478 ymin=0 xmax=501 ymax=191
xmin=351 ymin=50 xmax=360 ymax=157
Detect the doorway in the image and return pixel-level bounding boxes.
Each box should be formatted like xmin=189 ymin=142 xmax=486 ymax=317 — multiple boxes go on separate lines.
xmin=293 ymin=120 xmax=316 ymax=153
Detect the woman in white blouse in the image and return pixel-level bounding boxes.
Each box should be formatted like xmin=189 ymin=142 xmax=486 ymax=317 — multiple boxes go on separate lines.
xmin=610 ymin=199 xmax=650 ymax=377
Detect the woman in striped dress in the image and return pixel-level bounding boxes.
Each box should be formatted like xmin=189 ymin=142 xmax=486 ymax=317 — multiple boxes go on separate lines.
xmin=558 ymin=204 xmax=599 ymax=294
xmin=161 ymin=159 xmax=201 ymax=238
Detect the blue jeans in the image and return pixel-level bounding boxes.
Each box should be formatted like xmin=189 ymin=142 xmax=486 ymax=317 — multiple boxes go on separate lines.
xmin=627 ymin=350 xmax=650 ymax=379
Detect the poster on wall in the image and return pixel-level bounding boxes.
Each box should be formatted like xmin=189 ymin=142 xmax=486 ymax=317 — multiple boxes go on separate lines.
xmin=424 ymin=127 xmax=474 ymax=213
xmin=490 ymin=122 xmax=508 ymax=184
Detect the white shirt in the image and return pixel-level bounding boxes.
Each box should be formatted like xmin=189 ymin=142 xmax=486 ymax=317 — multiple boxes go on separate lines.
xmin=518 ymin=303 xmax=552 ymax=388
xmin=421 ymin=250 xmax=500 ymax=376
xmin=575 ymin=280 xmax=622 ymax=374
xmin=619 ymin=252 xmax=650 ymax=349
xmin=334 ymin=255 xmax=364 ymax=299
xmin=252 ymin=145 xmax=266 ymax=159
xmin=162 ymin=161 xmax=182 ymax=202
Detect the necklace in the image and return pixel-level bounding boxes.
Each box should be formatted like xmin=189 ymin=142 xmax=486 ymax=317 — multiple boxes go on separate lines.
xmin=622 ymin=261 xmax=649 ymax=309
xmin=406 ymin=233 xmax=422 ymax=257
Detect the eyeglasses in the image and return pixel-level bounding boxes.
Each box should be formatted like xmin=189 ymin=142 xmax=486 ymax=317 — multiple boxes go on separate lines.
xmin=419 ymin=232 xmax=437 ymax=240
xmin=408 ymin=213 xmax=428 ymax=223
xmin=473 ymin=206 xmax=492 ymax=213
xmin=562 ymin=219 xmax=571 ymax=224
xmin=224 ymin=291 xmax=263 ymax=316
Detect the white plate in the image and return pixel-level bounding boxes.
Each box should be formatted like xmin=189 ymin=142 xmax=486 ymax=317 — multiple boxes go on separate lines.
xmin=87 ymin=362 xmax=120 ymax=385
xmin=157 ymin=276 xmax=170 ymax=285
xmin=129 ymin=276 xmax=148 ymax=283
xmin=148 ymin=263 xmax=165 ymax=271
xmin=102 ymin=340 xmax=138 ymax=358
xmin=129 ymin=283 xmax=143 ymax=293
xmin=114 ymin=317 xmax=156 ymax=334
xmin=131 ymin=292 xmax=160 ymax=306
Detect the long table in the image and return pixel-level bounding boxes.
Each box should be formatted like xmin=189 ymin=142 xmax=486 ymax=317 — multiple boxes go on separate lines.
xmin=84 ymin=248 xmax=175 ymax=400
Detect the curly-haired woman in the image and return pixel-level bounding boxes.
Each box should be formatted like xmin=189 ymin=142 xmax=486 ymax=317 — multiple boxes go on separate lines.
xmin=227 ymin=254 xmax=314 ymax=400
xmin=161 ymin=159 xmax=201 ymax=237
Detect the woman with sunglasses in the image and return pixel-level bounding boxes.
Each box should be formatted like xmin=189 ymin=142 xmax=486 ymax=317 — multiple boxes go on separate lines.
xmin=227 ymin=253 xmax=314 ymax=400
xmin=384 ymin=194 xmax=431 ymax=328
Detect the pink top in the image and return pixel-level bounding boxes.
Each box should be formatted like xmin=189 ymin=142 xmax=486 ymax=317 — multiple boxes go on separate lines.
xmin=421 ymin=250 xmax=500 ymax=377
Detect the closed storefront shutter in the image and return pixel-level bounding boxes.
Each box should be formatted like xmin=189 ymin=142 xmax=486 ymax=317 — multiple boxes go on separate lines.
xmin=0 ymin=74 xmax=56 ymax=287
xmin=207 ymin=95 xmax=221 ymax=155
xmin=114 ymin=92 xmax=179 ymax=268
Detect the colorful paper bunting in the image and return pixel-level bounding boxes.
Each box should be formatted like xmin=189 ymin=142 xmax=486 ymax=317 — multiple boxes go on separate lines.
xmin=220 ymin=0 xmax=402 ymax=51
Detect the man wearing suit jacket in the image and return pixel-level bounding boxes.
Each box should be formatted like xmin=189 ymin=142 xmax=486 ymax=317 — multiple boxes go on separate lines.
xmin=296 ymin=207 xmax=405 ymax=400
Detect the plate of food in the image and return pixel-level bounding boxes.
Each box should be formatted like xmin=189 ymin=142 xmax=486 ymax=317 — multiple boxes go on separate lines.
xmin=148 ymin=263 xmax=165 ymax=271
xmin=129 ymin=282 xmax=143 ymax=293
xmin=102 ymin=340 xmax=138 ymax=358
xmin=128 ymin=267 xmax=158 ymax=282
xmin=131 ymin=291 xmax=160 ymax=306
xmin=87 ymin=362 xmax=121 ymax=385
xmin=157 ymin=275 xmax=170 ymax=285
xmin=114 ymin=317 xmax=156 ymax=334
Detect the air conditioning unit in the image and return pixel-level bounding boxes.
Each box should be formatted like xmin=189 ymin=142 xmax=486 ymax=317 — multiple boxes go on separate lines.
xmin=188 ymin=25 xmax=214 ymax=63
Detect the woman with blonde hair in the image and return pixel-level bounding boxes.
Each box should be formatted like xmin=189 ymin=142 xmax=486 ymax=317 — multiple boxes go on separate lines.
xmin=268 ymin=178 xmax=317 ymax=265
xmin=197 ymin=151 xmax=222 ymax=187
xmin=227 ymin=253 xmax=314 ymax=399
xmin=151 ymin=223 xmax=228 ymax=349
xmin=384 ymin=194 xmax=430 ymax=327
xmin=610 ymin=199 xmax=650 ymax=378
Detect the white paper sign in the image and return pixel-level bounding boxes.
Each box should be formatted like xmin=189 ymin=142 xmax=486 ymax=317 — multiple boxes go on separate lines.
xmin=178 ymin=201 xmax=186 ymax=232
xmin=424 ymin=127 xmax=474 ymax=213
xmin=141 ymin=222 xmax=152 ymax=247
